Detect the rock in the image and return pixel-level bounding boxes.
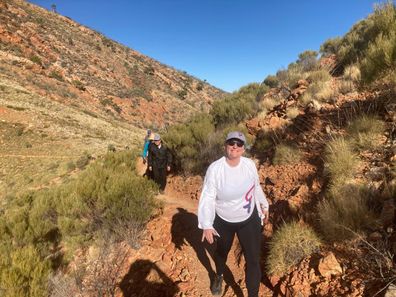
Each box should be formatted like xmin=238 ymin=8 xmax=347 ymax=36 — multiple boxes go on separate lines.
xmin=178 ymin=268 xmax=190 ymax=282
xmin=385 ymin=284 xmax=396 ymax=297
xmin=268 ymin=116 xmax=287 ymax=129
xmin=366 ymin=166 xmax=388 ymax=181
xmin=318 ymin=252 xmax=342 ymax=277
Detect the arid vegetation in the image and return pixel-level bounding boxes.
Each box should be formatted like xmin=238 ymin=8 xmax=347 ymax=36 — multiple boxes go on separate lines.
xmin=0 ymin=0 xmax=395 ymax=296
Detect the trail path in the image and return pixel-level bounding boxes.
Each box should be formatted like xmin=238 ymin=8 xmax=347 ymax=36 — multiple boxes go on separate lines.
xmin=119 ymin=164 xmax=273 ymax=296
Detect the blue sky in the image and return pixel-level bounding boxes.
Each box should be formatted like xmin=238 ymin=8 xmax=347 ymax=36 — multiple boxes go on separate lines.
xmin=29 ymin=0 xmax=383 ymax=92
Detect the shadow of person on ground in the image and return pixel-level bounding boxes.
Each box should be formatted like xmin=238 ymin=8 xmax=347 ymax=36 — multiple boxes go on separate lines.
xmin=171 ymin=207 xmax=244 ymax=297
xmin=119 ymin=259 xmax=179 ymax=297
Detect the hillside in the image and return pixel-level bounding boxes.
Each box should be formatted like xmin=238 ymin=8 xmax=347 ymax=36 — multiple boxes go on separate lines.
xmin=0 ymin=0 xmax=224 ymax=198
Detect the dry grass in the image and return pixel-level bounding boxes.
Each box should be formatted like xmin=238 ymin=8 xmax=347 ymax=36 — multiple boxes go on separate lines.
xmin=307 ymin=69 xmax=332 ymax=83
xmin=286 ymin=107 xmax=300 ymax=119
xmin=338 ymin=80 xmax=355 ymax=94
xmin=267 ymin=221 xmax=321 ymax=275
xmin=324 ymin=137 xmax=360 ymax=182
xmin=318 ymin=182 xmax=377 ymax=242
xmin=273 ymin=144 xmax=302 ymax=165
xmin=0 ymin=78 xmax=143 ymax=199
xmin=346 ymin=114 xmax=386 ymax=151
xmin=260 ymin=97 xmax=278 ymax=111
xmin=300 ymin=81 xmax=336 ymax=105
xmin=343 ymin=65 xmax=361 ymax=82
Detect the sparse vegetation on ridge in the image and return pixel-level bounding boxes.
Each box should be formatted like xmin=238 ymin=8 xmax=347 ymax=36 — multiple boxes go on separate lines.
xmin=0 ymin=151 xmax=159 ymax=296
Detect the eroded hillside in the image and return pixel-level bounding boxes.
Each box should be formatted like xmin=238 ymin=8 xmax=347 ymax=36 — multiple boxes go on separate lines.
xmin=0 ymin=0 xmax=225 ymax=197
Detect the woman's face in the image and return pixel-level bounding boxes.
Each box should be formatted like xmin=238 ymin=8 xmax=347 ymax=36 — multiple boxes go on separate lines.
xmin=225 ymin=139 xmax=245 ymax=160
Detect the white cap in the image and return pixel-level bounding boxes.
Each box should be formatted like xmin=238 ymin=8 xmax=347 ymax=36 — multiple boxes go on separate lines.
xmin=225 ymin=131 xmax=246 ymax=143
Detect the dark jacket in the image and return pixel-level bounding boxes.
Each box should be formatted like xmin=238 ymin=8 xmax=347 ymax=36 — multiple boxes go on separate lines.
xmin=148 ymin=143 xmax=172 ymax=169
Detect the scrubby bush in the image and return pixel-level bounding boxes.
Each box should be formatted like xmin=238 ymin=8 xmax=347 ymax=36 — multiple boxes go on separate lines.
xmin=0 ymin=150 xmax=159 ymax=295
xmin=256 ymin=83 xmax=270 ymax=100
xmin=1 ymin=245 xmax=52 ymax=297
xmin=72 ymin=80 xmax=86 ymax=91
xmin=30 ymin=55 xmax=42 ymax=65
xmin=324 ymin=137 xmax=360 ymax=183
xmin=320 ymin=37 xmax=342 ymax=56
xmin=263 ymin=75 xmax=279 ymax=88
xmin=49 ymin=70 xmax=63 ymax=81
xmin=75 ymin=152 xmax=91 ymax=170
xmin=210 ymin=83 xmax=260 ymax=127
xmin=347 ymin=114 xmax=385 ymax=150
xmin=273 ymin=144 xmax=302 ymax=165
xmin=253 ymin=132 xmax=273 ymax=153
xmin=328 ymin=2 xmax=396 ymax=82
xmin=318 ymin=183 xmax=377 ymax=241
xmin=164 ymin=113 xmax=217 ymax=174
xmin=297 ymin=50 xmax=319 ymax=72
xmin=267 ymin=222 xmax=321 ymax=275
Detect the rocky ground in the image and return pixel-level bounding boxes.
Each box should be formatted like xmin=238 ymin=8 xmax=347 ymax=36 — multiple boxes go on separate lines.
xmin=105 ymin=81 xmax=395 ymax=297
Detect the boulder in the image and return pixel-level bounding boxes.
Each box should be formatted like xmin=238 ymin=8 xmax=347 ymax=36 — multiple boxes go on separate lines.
xmin=318 ymin=252 xmax=342 ymax=277
xmin=385 ymin=284 xmax=396 ymax=297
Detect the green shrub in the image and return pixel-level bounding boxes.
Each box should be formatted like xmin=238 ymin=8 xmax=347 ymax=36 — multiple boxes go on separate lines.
xmin=66 ymin=161 xmax=76 ymax=171
xmin=347 ymin=114 xmax=385 ymax=150
xmin=333 ymin=2 xmax=396 ymax=81
xmin=273 ymin=144 xmax=302 ymax=165
xmin=0 ymin=245 xmax=52 ymax=297
xmin=57 ymin=151 xmax=158 ymax=255
xmin=49 ymin=70 xmax=63 ymax=81
xmin=72 ymin=80 xmax=86 ymax=91
xmin=320 ymin=37 xmax=342 ymax=56
xmin=324 ymin=137 xmax=360 ymax=182
xmin=318 ymin=183 xmax=377 ymax=241
xmin=0 ymin=151 xmax=158 ymax=295
xmin=30 ymin=55 xmax=42 ymax=65
xmin=253 ymin=132 xmax=273 ymax=153
xmin=177 ymin=88 xmax=188 ymax=99
xmin=196 ymin=81 xmax=204 ymax=91
xmin=267 ymin=222 xmax=321 ymax=275
xmin=256 ymin=83 xmax=270 ymax=100
xmin=263 ymin=75 xmax=279 ymax=88
xmin=164 ymin=113 xmax=217 ymax=174
xmin=75 ymin=152 xmax=91 ymax=170
xmin=297 ymin=50 xmax=319 ymax=72
xmin=210 ymin=83 xmax=260 ymax=127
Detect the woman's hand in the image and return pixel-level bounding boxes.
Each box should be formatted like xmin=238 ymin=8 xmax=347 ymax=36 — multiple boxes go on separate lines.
xmin=263 ymin=209 xmax=269 ymax=224
xmin=261 ymin=205 xmax=269 ymax=224
xmin=202 ymin=229 xmax=216 ymax=244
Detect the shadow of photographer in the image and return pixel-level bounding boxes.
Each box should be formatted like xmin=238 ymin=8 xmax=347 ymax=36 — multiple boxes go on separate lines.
xmin=119 ymin=259 xmax=179 ymax=297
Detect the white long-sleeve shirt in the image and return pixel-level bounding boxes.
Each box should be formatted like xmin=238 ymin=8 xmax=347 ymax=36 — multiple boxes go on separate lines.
xmin=198 ymin=156 xmax=269 ymax=230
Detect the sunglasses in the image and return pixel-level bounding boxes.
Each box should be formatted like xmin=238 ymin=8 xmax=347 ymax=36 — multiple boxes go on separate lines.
xmin=226 ymin=139 xmax=244 ymax=147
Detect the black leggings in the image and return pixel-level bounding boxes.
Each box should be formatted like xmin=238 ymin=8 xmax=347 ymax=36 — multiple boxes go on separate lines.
xmin=213 ymin=209 xmax=262 ymax=297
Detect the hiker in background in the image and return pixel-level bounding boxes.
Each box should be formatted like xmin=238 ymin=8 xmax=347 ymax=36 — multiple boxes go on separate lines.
xmin=148 ymin=134 xmax=172 ymax=193
xmin=142 ymin=130 xmax=155 ymax=164
xmin=198 ymin=131 xmax=269 ymax=297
